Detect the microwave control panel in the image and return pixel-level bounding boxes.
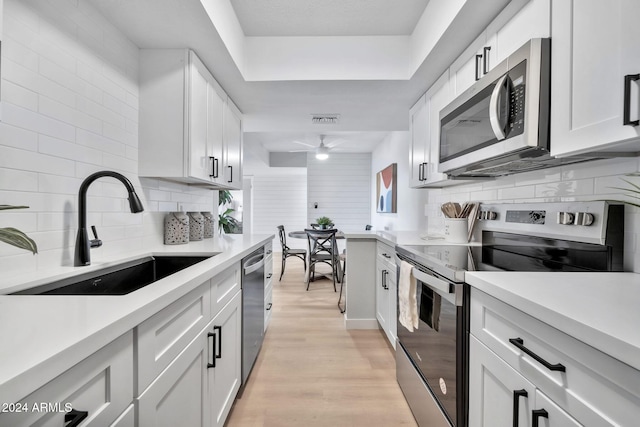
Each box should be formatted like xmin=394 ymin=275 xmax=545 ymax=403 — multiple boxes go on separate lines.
xmin=507 ymin=59 xmax=527 ymax=138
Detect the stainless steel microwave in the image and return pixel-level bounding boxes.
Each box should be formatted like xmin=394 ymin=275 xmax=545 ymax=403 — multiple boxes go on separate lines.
xmin=438 ymin=38 xmax=586 ymax=177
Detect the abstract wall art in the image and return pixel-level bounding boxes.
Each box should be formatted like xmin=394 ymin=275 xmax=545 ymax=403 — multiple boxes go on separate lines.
xmin=376 ymin=163 xmax=397 ymax=213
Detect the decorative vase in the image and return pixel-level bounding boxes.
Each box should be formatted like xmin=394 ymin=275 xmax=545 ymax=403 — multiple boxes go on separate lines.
xmin=164 ymin=212 xmax=189 ymax=245
xmin=201 ymin=212 xmax=214 ymax=238
xmin=187 ymin=212 xmax=204 ymax=241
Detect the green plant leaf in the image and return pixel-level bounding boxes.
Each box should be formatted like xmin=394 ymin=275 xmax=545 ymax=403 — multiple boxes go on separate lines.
xmin=219 ymin=190 xmax=233 ymax=206
xmin=0 ymin=205 xmax=30 ymax=211
xmin=0 ymin=227 xmax=38 ymax=254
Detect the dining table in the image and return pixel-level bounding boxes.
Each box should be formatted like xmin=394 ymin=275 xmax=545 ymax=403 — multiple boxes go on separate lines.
xmin=288 ymin=230 xmax=345 ymax=283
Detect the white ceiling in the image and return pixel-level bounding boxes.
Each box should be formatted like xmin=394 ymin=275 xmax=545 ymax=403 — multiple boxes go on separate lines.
xmin=244 ymin=131 xmax=387 ymax=153
xmin=88 ymin=0 xmax=509 ymax=158
xmin=230 ymin=0 xmax=430 ymax=36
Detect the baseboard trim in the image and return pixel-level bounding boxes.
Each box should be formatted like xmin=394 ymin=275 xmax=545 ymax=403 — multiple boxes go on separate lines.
xmin=344 ymin=317 xmax=380 ymax=330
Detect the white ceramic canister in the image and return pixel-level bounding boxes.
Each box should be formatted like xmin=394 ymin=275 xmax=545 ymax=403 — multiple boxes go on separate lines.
xmin=444 ymin=217 xmax=468 ymax=243
xmin=201 ymin=212 xmax=214 ymax=238
xmin=164 ymin=212 xmax=190 ymax=245
xmin=187 ymin=212 xmax=204 ymax=241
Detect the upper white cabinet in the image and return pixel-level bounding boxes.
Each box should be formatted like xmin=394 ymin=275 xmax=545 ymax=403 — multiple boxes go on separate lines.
xmin=408 ymin=94 xmax=427 ymax=188
xmin=550 ymin=0 xmax=640 ymax=157
xmin=139 ymin=49 xmax=243 ymax=189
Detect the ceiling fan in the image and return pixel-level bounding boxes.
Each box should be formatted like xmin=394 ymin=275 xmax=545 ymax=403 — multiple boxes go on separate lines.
xmin=289 ymin=135 xmax=346 ymax=160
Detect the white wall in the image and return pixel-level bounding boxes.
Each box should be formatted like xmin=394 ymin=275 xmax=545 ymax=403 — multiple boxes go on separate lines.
xmin=307 ymin=153 xmax=371 ymax=233
xmin=251 ymin=173 xmax=308 ymax=250
xmin=0 ymin=0 xmax=215 ymax=278
xmin=371 ymin=131 xmax=426 ymax=231
xmin=425 ymin=157 xmax=640 ymax=272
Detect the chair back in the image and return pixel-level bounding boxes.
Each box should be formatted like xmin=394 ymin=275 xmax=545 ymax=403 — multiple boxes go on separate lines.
xmin=277 ymin=225 xmax=288 ymax=250
xmin=365 ymin=224 xmax=372 ymax=230
xmin=305 ymin=228 xmax=338 ymax=259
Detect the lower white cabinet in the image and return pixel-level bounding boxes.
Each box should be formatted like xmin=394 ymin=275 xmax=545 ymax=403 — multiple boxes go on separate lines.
xmin=469 ymin=288 xmax=640 ymax=427
xmin=0 ymin=331 xmax=134 ymax=427
xmin=375 ymin=242 xmax=396 ymax=348
xmin=137 ymin=290 xmax=242 ymax=427
xmin=209 ymin=291 xmax=242 ymax=427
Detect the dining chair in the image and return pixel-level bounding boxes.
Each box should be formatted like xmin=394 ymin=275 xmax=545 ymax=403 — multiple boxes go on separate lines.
xmin=305 ymin=228 xmax=339 ymax=292
xmin=277 ymin=225 xmax=307 ymax=281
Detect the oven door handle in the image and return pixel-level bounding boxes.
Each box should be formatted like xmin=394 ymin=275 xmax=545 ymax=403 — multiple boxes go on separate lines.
xmin=411 ymin=267 xmax=452 ymax=295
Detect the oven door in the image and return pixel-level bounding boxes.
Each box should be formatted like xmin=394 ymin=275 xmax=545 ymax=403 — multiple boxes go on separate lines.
xmin=397 ymin=263 xmax=468 ymax=427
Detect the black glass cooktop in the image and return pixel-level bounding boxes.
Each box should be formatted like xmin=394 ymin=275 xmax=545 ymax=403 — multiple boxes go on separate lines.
xmin=397 ymin=231 xmax=622 ymax=283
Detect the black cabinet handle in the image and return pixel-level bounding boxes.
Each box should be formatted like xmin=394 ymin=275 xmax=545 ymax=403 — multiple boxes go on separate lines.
xmin=623 ymin=74 xmax=640 ymax=126
xmin=214 ymin=325 xmax=222 ymax=359
xmin=209 ymin=157 xmax=219 ymax=178
xmin=483 ymin=46 xmax=491 ymax=74
xmin=266 ymin=303 xmax=273 ymax=311
xmin=532 ymin=409 xmax=549 ymax=427
xmin=64 ymin=409 xmax=88 ymax=427
xmin=475 ymin=54 xmax=483 ymax=81
xmin=266 ymin=249 xmax=272 ymax=255
xmin=381 ymin=270 xmax=389 ymax=290
xmin=382 ymin=253 xmax=392 ymax=259
xmin=266 ymin=273 xmax=273 ymax=279
xmin=207 ymin=331 xmax=216 ymax=368
xmin=418 ymin=162 xmax=424 ymax=181
xmin=227 ymin=165 xmax=233 ymax=183
xmin=512 ymin=389 xmax=528 ymax=427
xmin=509 ymin=338 xmax=566 ymax=372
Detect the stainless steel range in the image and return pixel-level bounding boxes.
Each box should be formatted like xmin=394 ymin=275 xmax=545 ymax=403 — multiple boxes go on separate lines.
xmin=395 ymin=201 xmax=624 ymax=427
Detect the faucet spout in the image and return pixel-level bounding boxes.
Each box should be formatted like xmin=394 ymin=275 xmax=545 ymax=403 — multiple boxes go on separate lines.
xmin=74 ymin=171 xmax=144 ymax=266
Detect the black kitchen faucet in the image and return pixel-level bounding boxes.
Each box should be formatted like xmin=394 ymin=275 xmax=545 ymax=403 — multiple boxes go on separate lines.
xmin=74 ymin=171 xmax=144 ymax=266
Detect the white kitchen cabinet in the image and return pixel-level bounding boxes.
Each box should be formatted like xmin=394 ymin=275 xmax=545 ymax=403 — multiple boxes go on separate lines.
xmin=222 ymin=99 xmax=243 ymax=190
xmin=451 ymin=0 xmax=549 ymax=93
xmin=208 ymin=291 xmax=242 ymax=427
xmin=469 ymin=335 xmax=535 ymax=427
xmin=0 ymin=332 xmax=133 ymax=427
xmin=110 ymin=404 xmax=135 ymax=427
xmin=264 ymin=241 xmax=274 ymax=331
xmin=137 ymin=281 xmax=211 ymax=394
xmin=375 ymin=242 xmax=396 ymax=348
xmin=470 ymin=288 xmax=640 ymax=426
xmin=211 ymin=264 xmax=240 ymax=319
xmin=139 ymin=49 xmax=243 ymax=189
xmin=409 ymin=94 xmax=427 ymax=188
xmin=137 ymin=323 xmax=210 ymax=427
xmin=551 ymin=0 xmax=640 ymax=156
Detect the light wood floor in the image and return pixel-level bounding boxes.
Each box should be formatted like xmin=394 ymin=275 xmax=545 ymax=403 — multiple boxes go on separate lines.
xmin=225 ymin=256 xmax=417 ymax=427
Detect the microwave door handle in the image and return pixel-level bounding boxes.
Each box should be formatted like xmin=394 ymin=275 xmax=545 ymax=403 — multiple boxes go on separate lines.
xmin=489 ymin=74 xmax=509 ymax=140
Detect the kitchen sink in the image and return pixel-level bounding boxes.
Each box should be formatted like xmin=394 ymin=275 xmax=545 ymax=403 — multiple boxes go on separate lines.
xmin=12 ymin=255 xmax=215 ymax=296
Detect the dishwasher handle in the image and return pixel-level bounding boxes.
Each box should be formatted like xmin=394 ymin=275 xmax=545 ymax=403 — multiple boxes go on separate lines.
xmin=243 ymin=253 xmax=265 ymax=275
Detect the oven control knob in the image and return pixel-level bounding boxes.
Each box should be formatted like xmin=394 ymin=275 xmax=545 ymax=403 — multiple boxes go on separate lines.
xmin=557 ymin=212 xmax=575 ymax=225
xmin=576 ymin=212 xmax=595 ymax=226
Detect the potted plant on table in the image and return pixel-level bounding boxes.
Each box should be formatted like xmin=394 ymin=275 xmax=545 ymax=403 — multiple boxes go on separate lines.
xmin=316 ymin=216 xmax=334 ymax=230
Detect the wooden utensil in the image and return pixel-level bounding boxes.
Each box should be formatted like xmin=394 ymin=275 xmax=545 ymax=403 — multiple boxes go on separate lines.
xmin=467 ymin=203 xmax=480 ymax=242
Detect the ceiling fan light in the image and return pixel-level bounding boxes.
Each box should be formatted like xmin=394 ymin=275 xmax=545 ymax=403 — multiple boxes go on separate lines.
xmin=315 ymin=145 xmax=329 ymax=160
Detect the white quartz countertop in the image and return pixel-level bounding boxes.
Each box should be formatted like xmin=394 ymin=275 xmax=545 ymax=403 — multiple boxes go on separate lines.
xmin=343 ymin=230 xmax=440 ymax=247
xmin=466 ymin=271 xmax=640 ymax=371
xmin=0 ymin=234 xmax=272 ymax=405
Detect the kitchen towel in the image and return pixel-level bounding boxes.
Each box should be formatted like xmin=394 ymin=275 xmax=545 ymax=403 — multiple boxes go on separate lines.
xmin=399 ymin=260 xmax=419 ymax=332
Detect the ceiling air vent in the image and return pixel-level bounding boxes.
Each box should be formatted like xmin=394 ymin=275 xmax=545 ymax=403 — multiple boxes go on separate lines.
xmin=311 ymin=114 xmax=340 ymax=125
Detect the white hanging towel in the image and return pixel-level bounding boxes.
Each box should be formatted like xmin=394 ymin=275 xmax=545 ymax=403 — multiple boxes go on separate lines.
xmin=398 ymin=260 xmax=419 ymax=332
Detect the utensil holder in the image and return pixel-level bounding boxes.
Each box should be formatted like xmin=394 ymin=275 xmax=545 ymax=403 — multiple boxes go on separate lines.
xmin=187 ymin=212 xmax=204 ymax=241
xmin=444 ymin=218 xmax=468 ymax=243
xmin=201 ymin=212 xmax=214 ymax=238
xmin=164 ymin=212 xmax=190 ymax=245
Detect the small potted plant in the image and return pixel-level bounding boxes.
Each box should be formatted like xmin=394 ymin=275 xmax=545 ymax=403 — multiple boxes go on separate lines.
xmin=316 ymin=216 xmax=334 ymax=230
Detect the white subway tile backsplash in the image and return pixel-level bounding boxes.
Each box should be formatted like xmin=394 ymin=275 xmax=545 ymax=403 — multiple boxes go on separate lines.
xmin=498 ymin=185 xmax=535 ymax=200
xmin=39 ymin=96 xmax=102 ymax=133
xmin=38 ymin=212 xmax=76 ymax=232
xmin=0 ymin=168 xmax=39 ymax=192
xmin=76 ymin=129 xmax=126 ymax=156
xmin=561 ymin=157 xmax=638 ymax=180
xmin=2 ymin=80 xmax=39 ymax=111
xmin=4 ymin=103 xmax=76 ymax=141
xmin=37 ymin=174 xmax=82 ymax=195
xmin=534 ymin=178 xmax=594 ymax=198
xmin=103 ymin=122 xmax=136 ymax=146
xmin=38 ymin=134 xmax=103 ymax=165
xmin=0 ymin=123 xmax=38 ymax=151
xmin=0 ymin=145 xmax=76 ymax=177
xmin=102 ymin=152 xmax=137 ymax=173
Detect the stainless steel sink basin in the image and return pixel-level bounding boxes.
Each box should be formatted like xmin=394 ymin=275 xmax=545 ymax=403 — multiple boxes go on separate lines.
xmin=12 ymin=255 xmax=214 ymax=295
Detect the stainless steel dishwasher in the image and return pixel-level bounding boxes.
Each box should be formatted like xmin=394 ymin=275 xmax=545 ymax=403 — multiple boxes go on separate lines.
xmin=241 ymin=247 xmax=265 ymax=386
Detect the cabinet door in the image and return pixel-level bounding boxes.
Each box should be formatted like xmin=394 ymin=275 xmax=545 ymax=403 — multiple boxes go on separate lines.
xmin=469 ymin=335 xmax=536 ymax=427
xmin=375 ymin=260 xmax=390 ymax=333
xmin=0 ymin=332 xmax=133 ymax=427
xmin=188 ymin=52 xmax=213 ymax=182
xmin=533 ymin=390 xmax=582 ymax=427
xmin=223 ymin=99 xmax=243 ymax=190
xmin=409 ymin=94 xmax=427 ymax=188
xmin=551 ymin=0 xmax=640 ymax=156
xmin=207 ymin=77 xmax=226 ymax=186
xmin=450 ymin=32 xmax=487 ymax=97
xmin=423 ymin=70 xmax=452 ymax=185
xmin=137 ymin=323 xmax=211 ymax=427
xmin=386 ymin=265 xmax=397 ymax=349
xmin=209 ymin=292 xmax=242 ymax=427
